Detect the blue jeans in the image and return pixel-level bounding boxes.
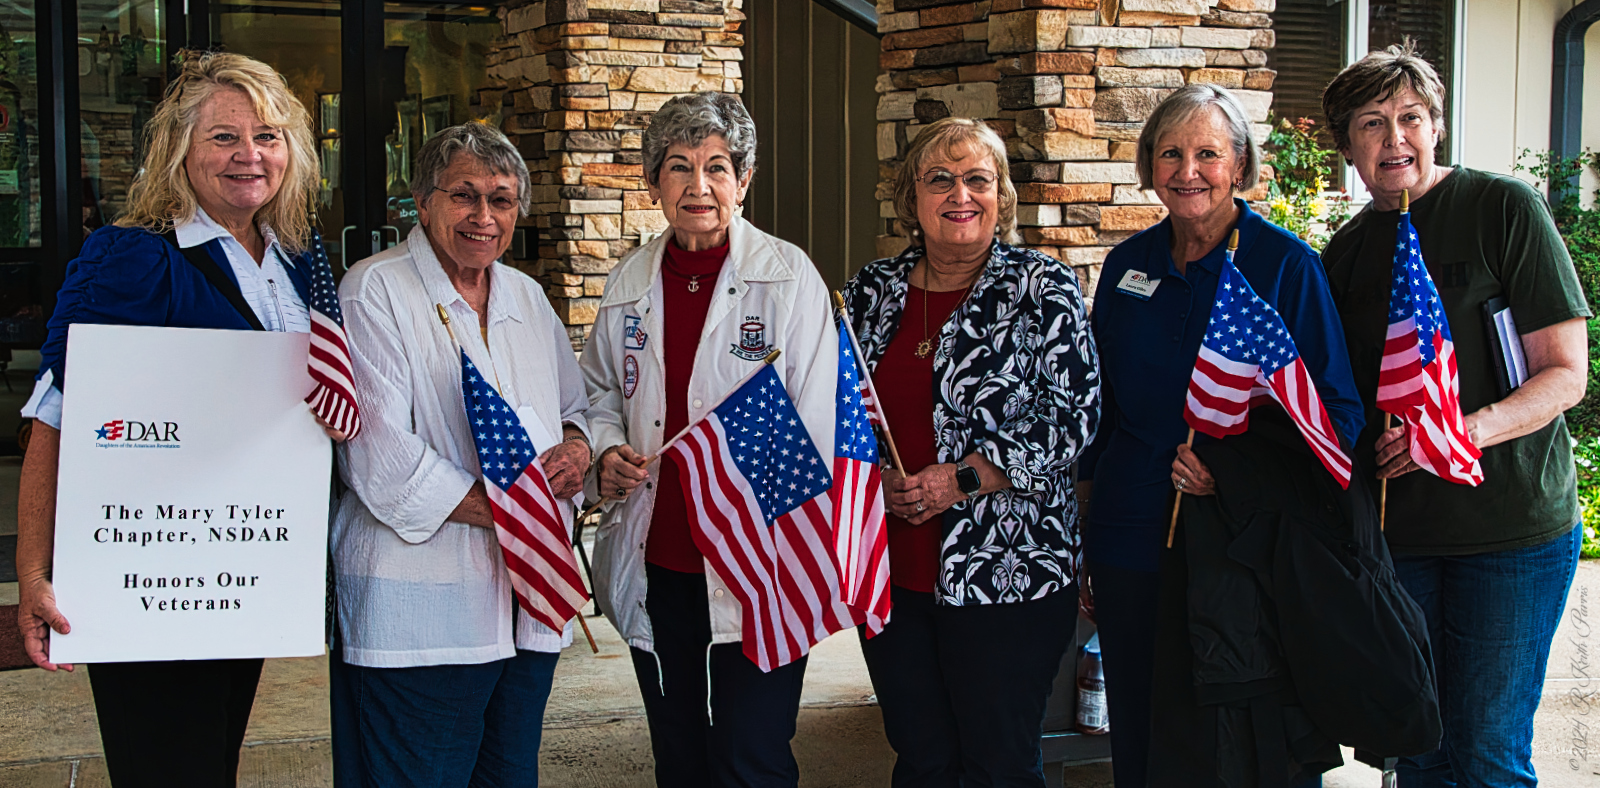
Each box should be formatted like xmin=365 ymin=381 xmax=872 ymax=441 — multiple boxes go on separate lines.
xmin=330 ymin=648 xmax=561 ymax=788
xmin=1392 ymin=523 xmax=1582 ymax=787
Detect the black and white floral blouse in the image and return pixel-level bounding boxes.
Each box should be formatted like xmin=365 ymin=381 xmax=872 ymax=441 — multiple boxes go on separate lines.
xmin=843 ymin=241 xmax=1101 ymax=606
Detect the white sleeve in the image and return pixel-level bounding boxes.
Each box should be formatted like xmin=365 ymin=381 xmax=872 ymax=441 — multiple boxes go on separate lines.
xmin=551 ymin=309 xmax=590 ymax=443
xmin=337 ymin=288 xmax=477 ymax=544
xmin=21 ymin=371 xmax=62 ymax=430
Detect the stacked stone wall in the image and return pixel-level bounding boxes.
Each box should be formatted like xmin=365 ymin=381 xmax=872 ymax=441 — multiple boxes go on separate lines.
xmin=874 ymin=0 xmax=1276 ymax=295
xmin=489 ymin=0 xmax=744 ymax=349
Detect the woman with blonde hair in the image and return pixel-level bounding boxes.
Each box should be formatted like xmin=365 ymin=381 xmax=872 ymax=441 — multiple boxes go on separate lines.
xmin=14 ymin=50 xmax=346 ymax=787
xmin=841 ymin=116 xmax=1100 ymax=787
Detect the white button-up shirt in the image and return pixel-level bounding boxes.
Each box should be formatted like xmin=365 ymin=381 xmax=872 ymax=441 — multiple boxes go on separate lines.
xmin=21 ymin=208 xmax=309 ymax=429
xmin=334 ymin=225 xmax=589 ymax=667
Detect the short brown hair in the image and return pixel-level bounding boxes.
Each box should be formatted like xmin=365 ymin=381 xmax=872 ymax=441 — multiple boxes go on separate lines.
xmin=892 ymin=117 xmax=1018 ymax=245
xmin=1321 ymin=40 xmax=1447 ymax=153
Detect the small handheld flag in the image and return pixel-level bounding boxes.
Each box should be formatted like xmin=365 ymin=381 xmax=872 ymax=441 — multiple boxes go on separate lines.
xmin=1375 ymin=192 xmax=1483 ymax=486
xmin=1182 ymin=251 xmax=1353 ymax=488
xmin=459 ymin=351 xmax=591 ymax=633
xmin=664 ymin=364 xmax=861 ymax=671
xmin=302 ymin=228 xmax=362 ymax=438
xmin=831 ymin=313 xmax=891 ymax=636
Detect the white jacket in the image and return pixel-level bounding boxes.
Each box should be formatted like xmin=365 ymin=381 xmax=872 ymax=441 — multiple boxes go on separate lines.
xmin=581 ymin=216 xmax=839 ymax=655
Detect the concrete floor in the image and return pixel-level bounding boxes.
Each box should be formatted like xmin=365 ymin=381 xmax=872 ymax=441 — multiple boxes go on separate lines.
xmin=0 ymin=510 xmax=1594 ymax=788
xmin=3 ymin=562 xmax=1597 ymax=786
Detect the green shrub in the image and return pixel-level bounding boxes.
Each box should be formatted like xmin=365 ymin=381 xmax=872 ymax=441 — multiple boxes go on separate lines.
xmin=1262 ymin=116 xmax=1352 ymax=251
xmin=1515 ymin=149 xmax=1600 ymax=559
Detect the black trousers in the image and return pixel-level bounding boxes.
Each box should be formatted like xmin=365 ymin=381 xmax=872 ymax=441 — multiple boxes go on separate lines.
xmin=88 ymin=658 xmax=264 ymax=788
xmin=629 ymin=563 xmax=809 ymax=788
xmin=858 ymin=585 xmax=1076 ymax=788
xmin=1086 ymin=559 xmax=1161 ymax=788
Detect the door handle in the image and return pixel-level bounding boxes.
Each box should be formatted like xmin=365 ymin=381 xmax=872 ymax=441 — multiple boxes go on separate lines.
xmin=379 ymin=225 xmax=400 ymax=250
xmin=338 ymin=225 xmax=358 ymax=270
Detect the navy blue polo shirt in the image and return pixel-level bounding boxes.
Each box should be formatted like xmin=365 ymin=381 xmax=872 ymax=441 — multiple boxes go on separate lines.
xmin=1080 ymin=200 xmax=1364 ymax=572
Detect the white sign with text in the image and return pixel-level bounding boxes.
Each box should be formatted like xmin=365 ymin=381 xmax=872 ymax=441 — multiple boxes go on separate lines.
xmin=50 ymin=324 xmax=332 ymax=663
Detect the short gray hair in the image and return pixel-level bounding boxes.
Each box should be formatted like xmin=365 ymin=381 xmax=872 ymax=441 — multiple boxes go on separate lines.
xmin=1136 ymin=84 xmax=1261 ymax=192
xmin=641 ymin=92 xmax=757 ymax=187
xmin=411 ymin=122 xmax=532 ymax=215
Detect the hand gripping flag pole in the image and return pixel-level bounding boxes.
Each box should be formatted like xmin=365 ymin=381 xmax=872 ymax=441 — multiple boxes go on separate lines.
xmin=575 ymin=349 xmax=783 ymax=525
xmin=1169 ymin=230 xmax=1237 ymax=548
xmin=437 ymin=305 xmax=598 ymax=654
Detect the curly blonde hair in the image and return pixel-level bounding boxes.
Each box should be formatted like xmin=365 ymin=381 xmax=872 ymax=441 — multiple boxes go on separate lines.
xmin=116 ymin=50 xmax=320 ymax=253
xmin=892 ymin=117 xmax=1018 ymax=245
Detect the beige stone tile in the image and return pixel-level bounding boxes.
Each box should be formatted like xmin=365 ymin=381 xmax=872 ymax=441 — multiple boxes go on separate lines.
xmin=0 ymin=761 xmax=72 ymax=788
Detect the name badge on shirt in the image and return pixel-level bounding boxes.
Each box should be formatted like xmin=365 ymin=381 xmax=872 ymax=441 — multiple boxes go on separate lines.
xmin=1115 ymin=269 xmax=1160 ymax=300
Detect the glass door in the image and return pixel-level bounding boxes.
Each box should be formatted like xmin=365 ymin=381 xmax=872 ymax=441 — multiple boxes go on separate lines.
xmin=208 ymin=0 xmax=498 ymax=270
xmin=206 ymin=0 xmax=348 ymax=267
xmin=378 ymin=3 xmax=500 ymax=241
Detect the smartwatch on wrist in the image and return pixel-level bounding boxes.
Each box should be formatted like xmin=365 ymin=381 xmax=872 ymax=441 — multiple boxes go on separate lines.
xmin=955 ymin=460 xmax=982 ymax=496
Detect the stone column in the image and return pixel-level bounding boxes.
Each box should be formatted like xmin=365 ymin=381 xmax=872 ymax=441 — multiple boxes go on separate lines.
xmin=875 ymin=0 xmax=1275 ymax=295
xmin=491 ymin=0 xmax=745 ymax=349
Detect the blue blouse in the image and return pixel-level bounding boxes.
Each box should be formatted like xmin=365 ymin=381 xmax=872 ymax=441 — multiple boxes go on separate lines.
xmin=36 ymin=224 xmax=317 ymax=395
xmin=1080 ymin=200 xmax=1364 ymax=572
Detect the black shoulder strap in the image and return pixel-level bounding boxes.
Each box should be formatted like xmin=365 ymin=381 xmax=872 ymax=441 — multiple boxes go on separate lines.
xmin=156 ymin=228 xmax=266 ymax=331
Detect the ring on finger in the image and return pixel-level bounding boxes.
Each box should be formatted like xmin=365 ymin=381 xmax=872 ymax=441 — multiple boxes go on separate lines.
xmin=1175 ymin=476 xmax=1187 ymax=490
xmin=916 ymin=502 xmax=925 ymax=512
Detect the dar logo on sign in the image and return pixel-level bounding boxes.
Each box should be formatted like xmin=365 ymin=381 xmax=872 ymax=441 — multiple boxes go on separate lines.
xmin=94 ymin=419 xmax=182 ymax=449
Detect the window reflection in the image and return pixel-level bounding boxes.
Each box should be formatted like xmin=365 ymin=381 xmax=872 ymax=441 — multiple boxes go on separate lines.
xmin=78 ymin=0 xmax=165 ymax=234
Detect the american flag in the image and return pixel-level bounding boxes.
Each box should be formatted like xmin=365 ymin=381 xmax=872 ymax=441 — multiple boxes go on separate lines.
xmin=831 ymin=316 xmax=891 ymax=636
xmin=664 ymin=365 xmax=861 ymax=671
xmin=1185 ymin=258 xmax=1353 ymax=487
xmin=303 ymin=229 xmax=362 ymax=438
xmin=460 ymin=350 xmax=589 ymax=631
xmin=1376 ymin=213 xmax=1483 ymax=485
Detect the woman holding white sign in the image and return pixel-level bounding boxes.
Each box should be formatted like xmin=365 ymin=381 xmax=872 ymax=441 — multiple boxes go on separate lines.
xmin=330 ymin=121 xmax=593 ymax=787
xmin=15 ymin=51 xmax=352 ymax=787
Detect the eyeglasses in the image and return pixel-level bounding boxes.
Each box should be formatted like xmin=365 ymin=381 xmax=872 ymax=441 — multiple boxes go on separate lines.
xmin=431 ymin=187 xmax=519 ymax=214
xmin=918 ymin=169 xmax=998 ymax=194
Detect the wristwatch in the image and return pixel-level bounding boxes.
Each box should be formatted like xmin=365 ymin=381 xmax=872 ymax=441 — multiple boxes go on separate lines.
xmin=955 ymin=460 xmax=982 ymax=496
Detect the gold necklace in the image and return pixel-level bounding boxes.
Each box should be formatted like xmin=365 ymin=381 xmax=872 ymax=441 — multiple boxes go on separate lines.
xmin=913 ymin=266 xmax=973 ymax=359
xmin=915 ymin=277 xmax=935 ymax=358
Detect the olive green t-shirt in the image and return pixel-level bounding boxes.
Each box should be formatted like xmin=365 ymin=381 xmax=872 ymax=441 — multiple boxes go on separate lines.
xmin=1321 ymin=167 xmax=1590 ymax=555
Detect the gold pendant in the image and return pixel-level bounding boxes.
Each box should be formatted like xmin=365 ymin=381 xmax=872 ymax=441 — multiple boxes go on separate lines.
xmin=688 ymin=277 xmax=700 ymax=293
xmin=914 ymin=339 xmax=933 ymax=359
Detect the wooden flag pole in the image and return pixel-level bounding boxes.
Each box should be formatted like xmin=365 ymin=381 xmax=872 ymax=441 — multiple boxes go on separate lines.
xmin=1167 ymin=229 xmax=1239 ymax=549
xmin=833 ymin=290 xmax=906 ymax=471
xmin=1167 ymin=428 xmax=1195 ymax=548
xmin=1378 ymin=190 xmax=1409 ymax=534
xmin=576 ymin=348 xmax=783 ymax=525
xmin=440 ymin=304 xmax=598 ymax=654
xmin=1379 ymin=413 xmax=1392 ymax=532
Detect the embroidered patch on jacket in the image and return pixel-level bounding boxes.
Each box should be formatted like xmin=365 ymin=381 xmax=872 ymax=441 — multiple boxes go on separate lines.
xmin=730 ymin=315 xmax=769 ymax=360
xmin=623 ymin=355 xmax=639 ymax=398
xmin=623 ymin=315 xmax=648 ymax=350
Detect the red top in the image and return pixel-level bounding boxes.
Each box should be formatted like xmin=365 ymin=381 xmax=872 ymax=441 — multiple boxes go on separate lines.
xmin=875 ymin=284 xmax=970 ymax=593
xmin=646 ymin=237 xmax=729 ymax=574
